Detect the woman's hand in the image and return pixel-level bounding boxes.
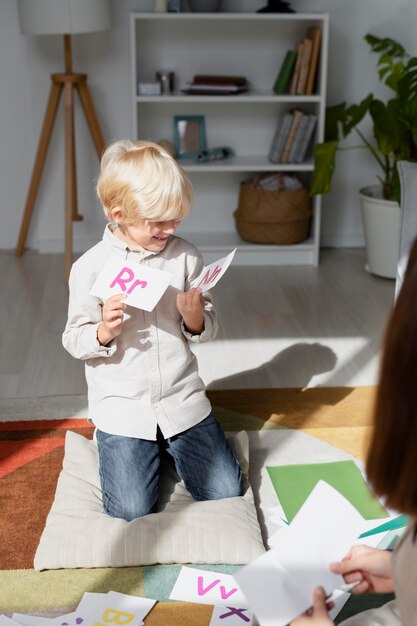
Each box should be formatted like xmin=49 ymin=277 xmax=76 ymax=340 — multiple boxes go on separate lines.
xmin=97 ymin=294 xmax=127 ymax=345
xmin=330 ymin=545 xmax=394 ymax=594
xmin=290 ymin=587 xmax=334 ymax=625
xmin=177 ymin=287 xmax=205 ymax=335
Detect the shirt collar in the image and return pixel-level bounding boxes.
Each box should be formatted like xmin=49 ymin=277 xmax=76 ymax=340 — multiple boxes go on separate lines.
xmin=102 ymin=224 xmax=156 ymax=260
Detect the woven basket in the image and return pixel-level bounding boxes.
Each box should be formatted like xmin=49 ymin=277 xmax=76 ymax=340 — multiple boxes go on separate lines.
xmin=234 ymin=182 xmax=311 ymax=245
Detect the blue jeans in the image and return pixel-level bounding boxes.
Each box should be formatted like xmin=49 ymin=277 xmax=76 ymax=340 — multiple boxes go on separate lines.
xmin=96 ymin=414 xmax=243 ymax=521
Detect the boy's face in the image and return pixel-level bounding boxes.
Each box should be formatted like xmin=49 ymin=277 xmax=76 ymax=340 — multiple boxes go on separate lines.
xmin=115 ymin=219 xmax=181 ymax=252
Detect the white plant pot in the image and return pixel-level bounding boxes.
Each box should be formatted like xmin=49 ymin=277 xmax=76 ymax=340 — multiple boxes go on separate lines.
xmin=359 ymin=185 xmax=401 ymax=279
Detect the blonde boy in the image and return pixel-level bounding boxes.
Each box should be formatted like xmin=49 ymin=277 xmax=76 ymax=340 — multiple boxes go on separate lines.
xmin=63 ymin=140 xmax=242 ymax=521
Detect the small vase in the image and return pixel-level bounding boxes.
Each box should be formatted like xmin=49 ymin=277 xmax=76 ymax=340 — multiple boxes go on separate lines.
xmin=188 ymin=0 xmax=222 ymax=11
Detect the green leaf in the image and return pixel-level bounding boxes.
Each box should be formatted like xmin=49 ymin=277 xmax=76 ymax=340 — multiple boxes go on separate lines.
xmin=398 ymin=57 xmax=417 ymax=118
xmin=370 ymin=99 xmax=410 ymax=158
xmin=310 ymin=141 xmax=338 ymax=196
xmin=324 ymin=103 xmax=346 ymax=141
xmin=364 ymin=34 xmax=406 ymax=58
xmin=343 ymin=94 xmax=373 ymax=135
xmin=365 ymin=34 xmax=407 ymax=92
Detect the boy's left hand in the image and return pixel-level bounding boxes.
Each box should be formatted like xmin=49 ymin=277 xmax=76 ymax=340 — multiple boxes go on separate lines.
xmin=177 ymin=287 xmax=205 ymax=335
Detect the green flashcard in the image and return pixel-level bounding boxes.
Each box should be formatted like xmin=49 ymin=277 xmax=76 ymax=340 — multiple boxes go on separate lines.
xmin=266 ymin=460 xmax=388 ymax=523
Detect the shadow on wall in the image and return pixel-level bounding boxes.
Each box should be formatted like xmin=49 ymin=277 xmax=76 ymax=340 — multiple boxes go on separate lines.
xmin=207 ymin=342 xmax=338 ymax=390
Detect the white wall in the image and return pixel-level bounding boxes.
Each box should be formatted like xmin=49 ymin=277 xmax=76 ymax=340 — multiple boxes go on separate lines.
xmin=1 ymin=0 xmax=416 ymax=253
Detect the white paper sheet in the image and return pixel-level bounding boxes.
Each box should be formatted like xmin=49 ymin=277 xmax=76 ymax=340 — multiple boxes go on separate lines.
xmin=234 ymin=481 xmax=367 ymax=626
xmin=169 ymin=566 xmax=248 ymax=608
xmin=78 ymin=591 xmax=155 ymax=626
xmin=1 ymin=618 xmax=27 ymax=626
xmin=190 ymin=249 xmax=236 ymax=291
xmin=11 ymin=616 xmax=53 ymax=626
xmin=89 ymin=256 xmax=172 ymax=311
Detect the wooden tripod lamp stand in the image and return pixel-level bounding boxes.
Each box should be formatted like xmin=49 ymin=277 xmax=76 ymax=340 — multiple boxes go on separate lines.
xmin=16 ymin=0 xmax=111 ymax=279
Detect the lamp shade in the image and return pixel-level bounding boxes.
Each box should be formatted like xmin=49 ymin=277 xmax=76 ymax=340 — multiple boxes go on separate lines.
xmin=17 ymin=0 xmax=111 ymax=35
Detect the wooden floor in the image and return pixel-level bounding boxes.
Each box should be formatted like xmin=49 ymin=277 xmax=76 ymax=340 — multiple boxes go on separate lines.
xmin=0 ymin=247 xmax=395 ymax=400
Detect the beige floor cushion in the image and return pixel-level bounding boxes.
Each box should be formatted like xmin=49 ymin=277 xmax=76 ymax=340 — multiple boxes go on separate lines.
xmin=34 ymin=430 xmax=265 ymax=570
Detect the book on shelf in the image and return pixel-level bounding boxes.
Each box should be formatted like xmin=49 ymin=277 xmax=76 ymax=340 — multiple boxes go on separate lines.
xmin=287 ymin=113 xmax=310 ymax=162
xmin=296 ymin=37 xmax=312 ymax=95
xmin=183 ymin=74 xmax=248 ymax=95
xmin=280 ymin=108 xmax=304 ymax=163
xmin=273 ymin=49 xmax=297 ymax=94
xmin=294 ymin=114 xmax=318 ymax=163
xmin=182 ymin=82 xmax=248 ymax=95
xmin=305 ymin=27 xmax=322 ymax=95
xmin=289 ymin=40 xmax=304 ymax=95
xmin=268 ymin=112 xmax=293 ymax=163
xmin=193 ymin=74 xmax=247 ymax=86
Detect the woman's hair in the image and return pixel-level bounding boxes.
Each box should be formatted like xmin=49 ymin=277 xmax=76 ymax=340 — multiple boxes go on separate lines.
xmin=97 ymin=139 xmax=193 ymax=223
xmin=366 ymin=237 xmax=417 ymax=515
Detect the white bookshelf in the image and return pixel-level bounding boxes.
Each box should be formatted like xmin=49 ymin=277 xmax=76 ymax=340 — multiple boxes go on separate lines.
xmin=130 ymin=12 xmax=329 ymax=265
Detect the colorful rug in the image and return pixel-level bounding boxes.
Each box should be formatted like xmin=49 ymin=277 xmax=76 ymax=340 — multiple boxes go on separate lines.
xmin=0 ymin=387 xmax=378 ymax=622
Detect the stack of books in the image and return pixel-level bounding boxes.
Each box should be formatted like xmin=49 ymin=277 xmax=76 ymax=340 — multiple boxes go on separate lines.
xmin=268 ymin=108 xmax=318 ymax=164
xmin=182 ymin=74 xmax=248 ymax=95
xmin=272 ymin=27 xmax=322 ymax=95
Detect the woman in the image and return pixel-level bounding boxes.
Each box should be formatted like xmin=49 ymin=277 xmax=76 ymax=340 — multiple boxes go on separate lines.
xmin=291 ymin=239 xmax=417 ymax=626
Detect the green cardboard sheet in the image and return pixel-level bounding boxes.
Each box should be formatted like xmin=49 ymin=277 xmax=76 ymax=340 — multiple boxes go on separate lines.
xmin=267 ymin=460 xmax=388 ymax=523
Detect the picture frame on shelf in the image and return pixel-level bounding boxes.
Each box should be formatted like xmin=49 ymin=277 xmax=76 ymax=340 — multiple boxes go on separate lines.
xmin=173 ymin=115 xmax=207 ymax=159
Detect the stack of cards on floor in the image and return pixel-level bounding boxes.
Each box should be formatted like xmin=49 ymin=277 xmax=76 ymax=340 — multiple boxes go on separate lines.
xmin=7 ymin=592 xmax=156 ymax=626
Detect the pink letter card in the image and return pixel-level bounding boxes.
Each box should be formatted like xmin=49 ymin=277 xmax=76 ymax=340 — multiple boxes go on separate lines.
xmin=89 ymin=257 xmax=172 ymax=311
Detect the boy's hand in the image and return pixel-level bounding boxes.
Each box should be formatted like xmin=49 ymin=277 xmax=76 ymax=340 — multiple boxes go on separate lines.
xmin=177 ymin=287 xmax=205 ymax=335
xmin=97 ymin=294 xmax=127 ymax=346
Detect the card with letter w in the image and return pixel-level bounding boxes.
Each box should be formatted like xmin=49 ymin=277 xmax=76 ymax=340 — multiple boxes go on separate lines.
xmin=89 ymin=256 xmax=173 ymax=311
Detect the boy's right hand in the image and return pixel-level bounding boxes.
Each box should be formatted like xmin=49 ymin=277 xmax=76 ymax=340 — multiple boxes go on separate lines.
xmin=97 ymin=294 xmax=127 ymax=346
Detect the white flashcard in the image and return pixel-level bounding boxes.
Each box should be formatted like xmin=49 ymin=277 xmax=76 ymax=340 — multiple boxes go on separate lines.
xmin=169 ymin=566 xmax=248 ymax=608
xmin=89 ymin=256 xmax=172 ymax=311
xmin=1 ymin=618 xmax=27 ymax=626
xmin=76 ymin=591 xmax=155 ymax=626
xmin=209 ymin=604 xmax=253 ymax=625
xmin=11 ymin=616 xmax=52 ymax=626
xmin=234 ymin=481 xmax=366 ymax=626
xmin=328 ymin=589 xmax=350 ymax=620
xmin=11 ymin=593 xmax=110 ymax=626
xmin=190 ymin=249 xmax=236 ymax=291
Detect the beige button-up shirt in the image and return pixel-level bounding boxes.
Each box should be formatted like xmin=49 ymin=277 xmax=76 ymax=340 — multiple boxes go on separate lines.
xmin=63 ymin=226 xmax=218 ymax=440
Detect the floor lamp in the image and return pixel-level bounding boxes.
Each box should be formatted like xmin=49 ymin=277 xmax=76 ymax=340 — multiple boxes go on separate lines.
xmin=16 ymin=0 xmax=111 ymax=279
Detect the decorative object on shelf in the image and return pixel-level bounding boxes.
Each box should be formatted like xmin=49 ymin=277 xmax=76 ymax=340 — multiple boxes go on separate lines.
xmin=257 ymin=0 xmax=295 ymax=14
xmin=173 ymin=115 xmax=207 ymax=159
xmin=188 ymin=0 xmax=222 ymax=12
xmin=138 ymin=82 xmax=161 ymax=96
xmin=156 ymin=70 xmax=175 ymax=94
xmin=168 ymin=0 xmax=181 ymax=11
xmin=234 ymin=174 xmax=311 ymax=245
xmin=15 ymin=0 xmax=111 ymax=280
xmin=311 ymin=34 xmax=417 ymax=278
xmin=154 ymin=0 xmax=168 ymax=11
xmin=158 ymin=139 xmax=176 ymax=158
xmin=196 ymin=147 xmax=234 ymax=163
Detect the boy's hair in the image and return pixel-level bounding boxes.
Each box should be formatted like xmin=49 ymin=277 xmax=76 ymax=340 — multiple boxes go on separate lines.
xmin=97 ymin=140 xmax=193 ymax=223
xmin=366 ymin=236 xmax=417 ymax=516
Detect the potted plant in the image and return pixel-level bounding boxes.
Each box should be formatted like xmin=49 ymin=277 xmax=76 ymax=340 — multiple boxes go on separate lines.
xmin=311 ymin=34 xmax=417 ymax=278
